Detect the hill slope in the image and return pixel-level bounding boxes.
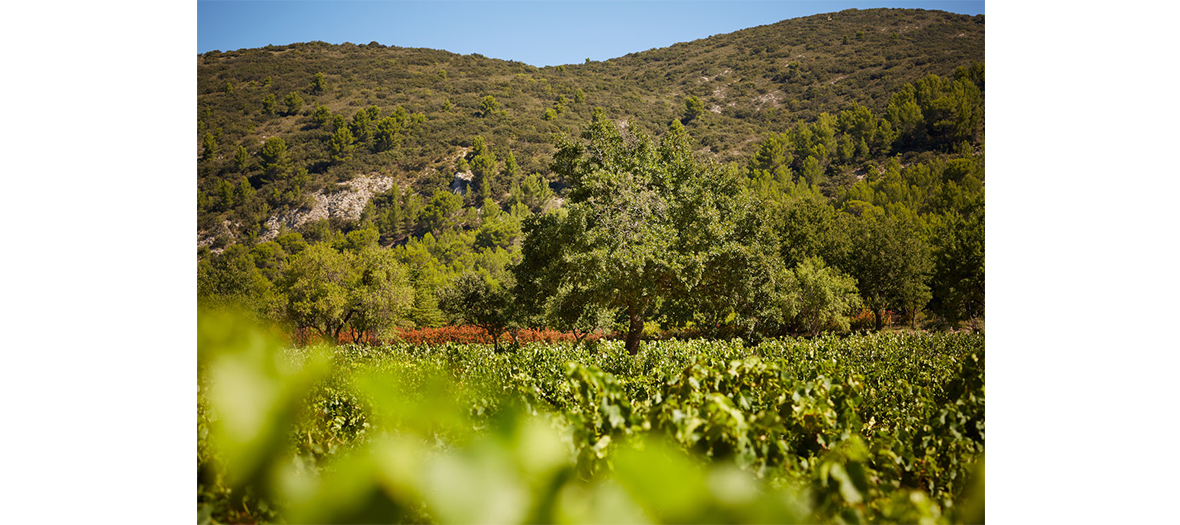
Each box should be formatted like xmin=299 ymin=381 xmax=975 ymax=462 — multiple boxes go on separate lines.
xmin=197 ymin=7 xmax=983 ymax=245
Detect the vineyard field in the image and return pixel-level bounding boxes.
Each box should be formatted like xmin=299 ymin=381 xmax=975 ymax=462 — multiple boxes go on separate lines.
xmin=198 ymin=312 xmax=983 ymax=524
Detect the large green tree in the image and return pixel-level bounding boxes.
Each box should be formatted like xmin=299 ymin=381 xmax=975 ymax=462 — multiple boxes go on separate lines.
xmin=421 ymin=190 xmax=463 ymax=234
xmin=438 ymin=271 xmax=515 ymax=352
xmin=839 ymin=211 xmax=932 ymax=330
xmin=928 ymin=205 xmax=984 ymax=326
xmin=278 ymin=243 xmax=413 ymax=344
xmin=347 ymin=247 xmax=415 ymax=343
xmin=519 ymin=116 xmax=781 ymax=354
xmin=311 ymin=105 xmax=331 ymax=126
xmin=279 ymin=243 xmax=354 ymax=343
xmin=789 ymin=257 xmax=861 ymax=336
xmin=198 ymin=244 xmax=280 ymax=318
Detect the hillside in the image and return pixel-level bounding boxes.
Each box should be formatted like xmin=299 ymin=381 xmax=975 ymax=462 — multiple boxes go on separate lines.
xmin=197 ymin=8 xmax=983 ymax=247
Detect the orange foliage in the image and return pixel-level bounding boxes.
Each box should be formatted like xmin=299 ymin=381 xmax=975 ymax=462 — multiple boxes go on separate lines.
xmin=394 ymin=326 xmax=602 ymax=346
xmin=280 ymin=325 xmax=604 ymax=346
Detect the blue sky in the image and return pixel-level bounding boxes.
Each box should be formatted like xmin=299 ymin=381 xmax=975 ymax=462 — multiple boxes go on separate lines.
xmin=198 ymin=1 xmax=984 ymax=66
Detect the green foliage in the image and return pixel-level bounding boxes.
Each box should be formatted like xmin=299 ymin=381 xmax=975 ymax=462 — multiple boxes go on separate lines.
xmin=473 ymin=212 xmax=522 ymax=251
xmin=261 ymin=93 xmax=276 ymax=115
xmin=258 ymin=137 xmax=290 ymax=179
xmin=509 ymin=172 xmax=554 ymax=213
xmin=328 ymin=125 xmax=356 ymax=163
xmin=788 ymin=257 xmax=861 ymax=336
xmin=885 ymin=67 xmax=984 ymax=151
xmin=199 ymin=9 xmax=982 ymax=244
xmin=346 ymin=246 xmax=416 ymax=342
xmin=374 ymin=106 xmax=417 ymax=152
xmin=408 ymin=279 xmax=446 ymax=328
xmin=684 ymin=95 xmax=705 ymax=123
xmin=283 ymin=91 xmax=304 ymax=115
xmin=480 ymin=94 xmax=501 ymax=117
xmin=421 ymin=189 xmax=464 ymax=234
xmin=199 ymin=311 xmax=984 ymax=524
xmin=275 ymin=231 xmax=308 ymax=256
xmin=769 ymin=195 xmax=847 ymax=271
xmin=747 ymin=132 xmax=794 ymax=185
xmin=311 ymin=104 xmax=331 ymax=126
xmin=470 ymin=136 xmax=499 ymax=202
xmin=927 ymin=206 xmax=984 ymax=326
xmin=311 ymin=71 xmax=327 ymax=93
xmin=197 ymin=9 xmax=983 ymax=332
xmin=840 ymin=212 xmax=933 ymax=329
xmin=201 ymin=132 xmax=218 ymax=161
xmin=278 ymin=243 xmax=354 ymax=341
xmin=500 ymin=148 xmax=522 ymax=188
xmin=277 ymin=242 xmax=414 ymax=343
xmin=232 ymin=144 xmax=250 ymax=171
xmin=438 ymin=271 xmax=516 ymax=351
xmin=800 ymin=155 xmax=823 ymax=187
xmin=332 ymin=227 xmax=380 ymax=253
xmin=529 ymin=115 xmax=784 ymax=352
xmin=197 ymin=244 xmax=280 ymax=317
xmin=349 ymin=106 xmax=375 ymax=143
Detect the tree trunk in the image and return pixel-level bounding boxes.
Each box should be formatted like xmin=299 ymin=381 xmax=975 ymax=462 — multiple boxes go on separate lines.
xmin=625 ymin=308 xmax=644 ymax=356
xmin=872 ymin=308 xmax=884 ymax=332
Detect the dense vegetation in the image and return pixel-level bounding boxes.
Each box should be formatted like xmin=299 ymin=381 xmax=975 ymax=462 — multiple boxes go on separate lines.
xmin=196 ymin=8 xmax=983 ymax=246
xmin=199 ymin=312 xmax=983 ymax=524
xmin=199 ymin=68 xmax=985 ymax=341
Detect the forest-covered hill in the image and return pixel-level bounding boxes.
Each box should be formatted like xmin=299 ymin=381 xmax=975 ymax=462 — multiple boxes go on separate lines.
xmin=198 ymin=8 xmax=982 ymax=243
xmin=198 ymin=7 xmax=984 ymax=337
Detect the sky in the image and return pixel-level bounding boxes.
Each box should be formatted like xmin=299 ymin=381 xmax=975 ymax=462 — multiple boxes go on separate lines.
xmin=198 ymin=0 xmax=984 ymax=66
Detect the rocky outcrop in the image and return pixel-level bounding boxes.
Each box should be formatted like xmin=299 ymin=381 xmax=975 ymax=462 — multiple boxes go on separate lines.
xmin=261 ymin=174 xmax=397 ymax=241
xmin=450 ymin=170 xmax=473 ymax=196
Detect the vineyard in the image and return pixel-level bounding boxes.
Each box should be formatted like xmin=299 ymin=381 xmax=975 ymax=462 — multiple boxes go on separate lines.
xmin=198 ymin=311 xmax=983 ymax=524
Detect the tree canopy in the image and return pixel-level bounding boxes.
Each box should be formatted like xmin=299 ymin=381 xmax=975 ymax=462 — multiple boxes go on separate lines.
xmin=518 ymin=117 xmax=784 ymax=353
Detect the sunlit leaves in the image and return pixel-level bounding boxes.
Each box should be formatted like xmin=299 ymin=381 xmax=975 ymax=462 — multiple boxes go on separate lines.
xmin=199 ymin=311 xmax=983 ymax=524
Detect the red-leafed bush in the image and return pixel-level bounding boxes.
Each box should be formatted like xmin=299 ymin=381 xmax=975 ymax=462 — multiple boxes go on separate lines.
xmin=393 ymin=326 xmax=604 ymax=346
xmin=278 ymin=325 xmax=607 ymax=347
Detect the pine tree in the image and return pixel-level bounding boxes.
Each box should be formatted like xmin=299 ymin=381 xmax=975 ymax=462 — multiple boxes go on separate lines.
xmin=329 ymin=126 xmax=356 ymax=163
xmin=201 ymin=132 xmax=218 ymax=161
xmin=259 ymin=137 xmax=289 ymax=179
xmin=233 ymin=144 xmax=250 ymax=171
xmin=284 ymin=92 xmax=304 ymax=115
